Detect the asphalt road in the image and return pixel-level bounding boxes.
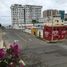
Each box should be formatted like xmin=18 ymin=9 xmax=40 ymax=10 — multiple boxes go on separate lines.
xmin=3 ymin=29 xmax=67 ymax=67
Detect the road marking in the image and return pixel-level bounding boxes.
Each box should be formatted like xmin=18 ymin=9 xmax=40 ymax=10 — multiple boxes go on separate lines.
xmin=14 ymin=40 xmax=19 ymax=42
xmin=29 ymin=39 xmax=32 ymax=41
xmin=13 ymin=31 xmax=27 ymax=42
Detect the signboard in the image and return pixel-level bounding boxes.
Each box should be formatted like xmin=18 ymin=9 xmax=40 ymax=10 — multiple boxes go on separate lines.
xmin=22 ymin=24 xmax=33 ymax=29
xmin=25 ymin=25 xmax=33 ymax=29
xmin=52 ymin=30 xmax=58 ymax=36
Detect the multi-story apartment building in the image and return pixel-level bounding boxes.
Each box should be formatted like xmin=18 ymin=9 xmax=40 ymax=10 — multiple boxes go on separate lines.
xmin=43 ymin=9 xmax=65 ymax=22
xmin=43 ymin=10 xmax=59 ymax=17
xmin=11 ymin=4 xmax=42 ymax=29
xmin=24 ymin=5 xmax=42 ymax=24
xmin=11 ymin=4 xmax=24 ymax=29
xmin=64 ymin=14 xmax=67 ymax=21
xmin=59 ymin=10 xmax=65 ymax=20
xmin=64 ymin=14 xmax=67 ymax=24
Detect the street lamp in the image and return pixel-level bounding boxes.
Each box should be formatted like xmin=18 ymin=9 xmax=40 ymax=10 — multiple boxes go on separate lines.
xmin=24 ymin=8 xmax=26 ymax=30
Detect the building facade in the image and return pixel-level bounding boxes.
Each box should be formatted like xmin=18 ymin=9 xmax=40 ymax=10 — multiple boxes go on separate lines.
xmin=11 ymin=4 xmax=24 ymax=29
xmin=59 ymin=10 xmax=65 ymax=20
xmin=64 ymin=14 xmax=67 ymax=21
xmin=24 ymin=5 xmax=42 ymax=24
xmin=43 ymin=10 xmax=59 ymax=17
xmin=11 ymin=4 xmax=42 ymax=29
xmin=43 ymin=9 xmax=65 ymax=22
xmin=64 ymin=14 xmax=67 ymax=24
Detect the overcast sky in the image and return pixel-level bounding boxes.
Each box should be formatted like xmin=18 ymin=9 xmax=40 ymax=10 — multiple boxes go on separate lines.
xmin=0 ymin=0 xmax=67 ymax=26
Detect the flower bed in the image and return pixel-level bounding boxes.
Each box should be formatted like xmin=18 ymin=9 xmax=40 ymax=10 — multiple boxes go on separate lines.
xmin=0 ymin=42 xmax=25 ymax=67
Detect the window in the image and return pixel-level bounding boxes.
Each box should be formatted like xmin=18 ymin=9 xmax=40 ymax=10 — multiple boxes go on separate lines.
xmin=55 ymin=20 xmax=59 ymax=22
xmin=19 ymin=26 xmax=21 ymax=28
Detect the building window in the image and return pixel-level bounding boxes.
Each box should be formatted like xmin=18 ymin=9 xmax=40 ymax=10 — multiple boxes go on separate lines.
xmin=55 ymin=20 xmax=59 ymax=22
xmin=19 ymin=26 xmax=21 ymax=28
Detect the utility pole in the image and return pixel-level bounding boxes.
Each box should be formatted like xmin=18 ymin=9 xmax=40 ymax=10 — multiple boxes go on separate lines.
xmin=24 ymin=8 xmax=26 ymax=30
xmin=51 ymin=11 xmax=53 ymax=42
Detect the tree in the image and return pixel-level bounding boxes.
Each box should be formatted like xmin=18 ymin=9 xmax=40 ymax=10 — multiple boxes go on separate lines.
xmin=32 ymin=20 xmax=39 ymax=25
xmin=0 ymin=24 xmax=2 ymax=27
xmin=32 ymin=20 xmax=36 ymax=24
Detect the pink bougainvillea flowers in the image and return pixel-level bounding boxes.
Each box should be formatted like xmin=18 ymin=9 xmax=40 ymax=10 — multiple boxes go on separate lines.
xmin=0 ymin=49 xmax=6 ymax=59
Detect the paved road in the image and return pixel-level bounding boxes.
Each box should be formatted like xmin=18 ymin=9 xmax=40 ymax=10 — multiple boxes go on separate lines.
xmin=3 ymin=29 xmax=67 ymax=67
xmin=3 ymin=29 xmax=48 ymax=49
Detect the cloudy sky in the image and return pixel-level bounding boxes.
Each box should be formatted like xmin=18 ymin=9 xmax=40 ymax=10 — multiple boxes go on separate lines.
xmin=0 ymin=0 xmax=67 ymax=26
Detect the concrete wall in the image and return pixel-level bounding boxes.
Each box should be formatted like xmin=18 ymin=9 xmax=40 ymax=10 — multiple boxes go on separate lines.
xmin=24 ymin=29 xmax=31 ymax=34
xmin=37 ymin=29 xmax=43 ymax=38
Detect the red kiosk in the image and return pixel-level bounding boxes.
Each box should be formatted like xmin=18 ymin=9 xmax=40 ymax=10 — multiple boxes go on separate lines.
xmin=43 ymin=22 xmax=66 ymax=42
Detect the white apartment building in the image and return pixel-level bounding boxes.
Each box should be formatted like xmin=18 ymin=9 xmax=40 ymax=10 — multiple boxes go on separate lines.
xmin=11 ymin=4 xmax=42 ymax=29
xmin=11 ymin=4 xmax=24 ymax=29
xmin=24 ymin=5 xmax=42 ymax=23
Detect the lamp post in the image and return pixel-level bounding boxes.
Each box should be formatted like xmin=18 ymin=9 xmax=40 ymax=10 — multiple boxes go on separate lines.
xmin=24 ymin=8 xmax=26 ymax=30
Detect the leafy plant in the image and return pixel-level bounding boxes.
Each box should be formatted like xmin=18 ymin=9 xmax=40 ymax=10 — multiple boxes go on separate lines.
xmin=0 ymin=42 xmax=23 ymax=67
xmin=32 ymin=20 xmax=39 ymax=25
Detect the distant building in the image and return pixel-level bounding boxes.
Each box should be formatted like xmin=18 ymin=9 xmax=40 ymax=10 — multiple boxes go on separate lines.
xmin=59 ymin=10 xmax=65 ymax=20
xmin=64 ymin=14 xmax=67 ymax=21
xmin=43 ymin=9 xmax=65 ymax=22
xmin=43 ymin=10 xmax=59 ymax=17
xmin=24 ymin=5 xmax=42 ymax=23
xmin=10 ymin=4 xmax=42 ymax=29
xmin=38 ymin=18 xmax=45 ymax=22
xmin=64 ymin=14 xmax=67 ymax=24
